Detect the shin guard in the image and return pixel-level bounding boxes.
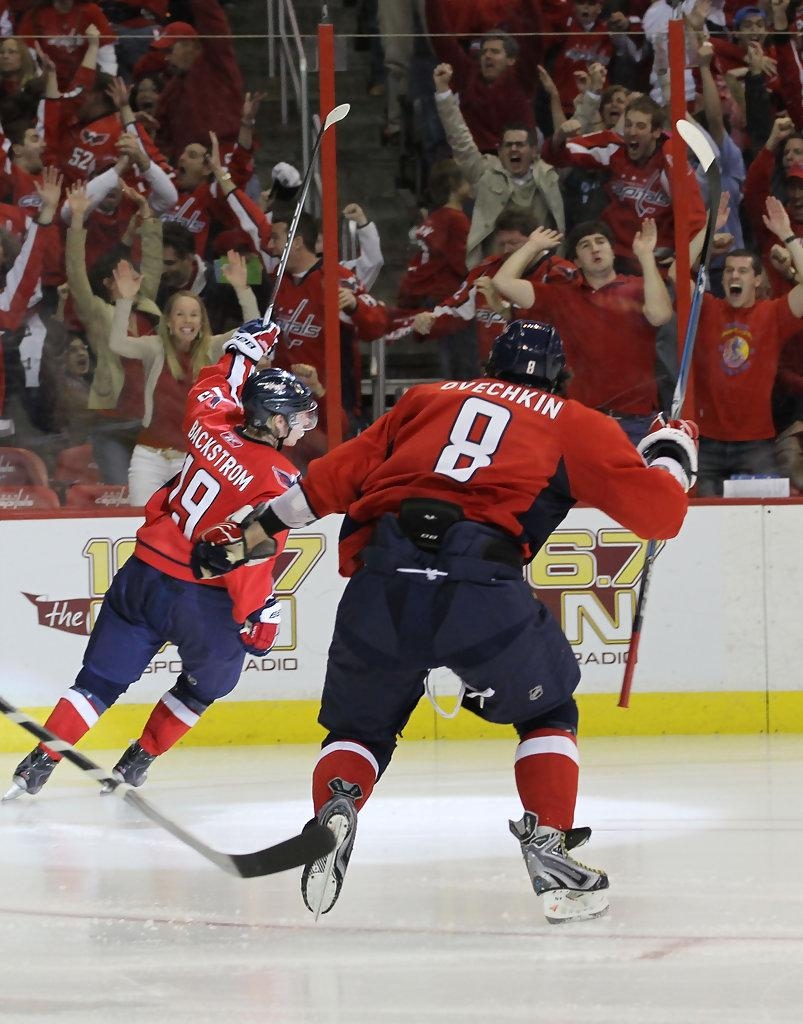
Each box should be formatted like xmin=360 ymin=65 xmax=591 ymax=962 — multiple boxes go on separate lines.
xmin=42 ymin=690 xmax=103 ymax=759
xmin=139 ymin=691 xmax=202 ymax=756
xmin=514 ymin=728 xmax=579 ymax=831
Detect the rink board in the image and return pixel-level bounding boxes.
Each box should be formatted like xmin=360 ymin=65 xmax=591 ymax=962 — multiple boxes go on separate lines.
xmin=0 ymin=503 xmax=801 ymax=750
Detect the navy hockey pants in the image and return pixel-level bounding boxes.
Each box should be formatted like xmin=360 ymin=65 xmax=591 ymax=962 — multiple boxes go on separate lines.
xmin=319 ymin=515 xmax=580 ymax=772
xmin=75 ymin=556 xmax=246 ymax=710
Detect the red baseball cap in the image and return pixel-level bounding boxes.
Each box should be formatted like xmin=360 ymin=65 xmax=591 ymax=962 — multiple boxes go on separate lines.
xmin=786 ymin=163 xmax=803 ymax=182
xmin=151 ymin=22 xmax=198 ymax=49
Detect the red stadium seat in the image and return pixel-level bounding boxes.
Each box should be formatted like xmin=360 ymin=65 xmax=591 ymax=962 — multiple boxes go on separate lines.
xmin=54 ymin=444 xmax=101 ymax=487
xmin=0 ymin=447 xmax=50 ymax=487
xmin=65 ymin=485 xmax=131 ymax=509
xmin=0 ymin=486 xmax=61 ymax=510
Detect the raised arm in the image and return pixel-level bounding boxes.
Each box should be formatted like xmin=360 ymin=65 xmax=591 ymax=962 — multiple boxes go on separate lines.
xmin=493 ymin=227 xmax=564 ymax=309
xmin=764 ymin=196 xmax=803 ymax=317
xmin=632 ymin=218 xmax=673 ymax=326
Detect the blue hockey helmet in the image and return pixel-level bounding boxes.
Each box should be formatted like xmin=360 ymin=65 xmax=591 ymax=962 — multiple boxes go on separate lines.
xmin=486 ymin=320 xmax=566 ymax=392
xmin=242 ymin=368 xmax=318 ymax=434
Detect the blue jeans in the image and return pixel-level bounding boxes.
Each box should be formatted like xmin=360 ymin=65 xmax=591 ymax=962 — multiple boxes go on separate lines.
xmin=697 ymin=437 xmax=779 ymax=497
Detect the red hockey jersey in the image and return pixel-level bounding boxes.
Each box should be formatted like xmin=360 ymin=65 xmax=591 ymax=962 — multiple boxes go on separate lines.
xmin=134 ymin=350 xmax=301 ymax=625
xmin=557 ymin=131 xmax=706 ymax=262
xmin=397 ymin=206 xmax=469 ymax=308
xmin=298 ymin=378 xmax=689 ymax=577
xmin=18 ymin=3 xmax=115 ymax=89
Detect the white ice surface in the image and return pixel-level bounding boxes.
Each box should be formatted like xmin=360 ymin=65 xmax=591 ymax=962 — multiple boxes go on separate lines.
xmin=1 ymin=735 xmax=802 ymax=1024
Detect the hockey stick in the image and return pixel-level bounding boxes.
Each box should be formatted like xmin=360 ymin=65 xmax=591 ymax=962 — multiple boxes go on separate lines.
xmin=0 ymin=694 xmax=335 ymax=877
xmin=618 ymin=119 xmax=721 ymax=709
xmin=262 ymin=102 xmax=350 ymax=326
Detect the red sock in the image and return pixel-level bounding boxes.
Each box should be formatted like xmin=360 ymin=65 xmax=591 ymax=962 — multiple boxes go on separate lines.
xmin=139 ymin=692 xmax=201 ymax=756
xmin=42 ymin=691 xmax=102 ymax=760
xmin=514 ymin=728 xmax=579 ymax=831
xmin=312 ymin=742 xmax=379 ymax=813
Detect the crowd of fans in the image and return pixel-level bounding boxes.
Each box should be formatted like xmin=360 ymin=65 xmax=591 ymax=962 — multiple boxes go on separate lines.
xmin=0 ymin=0 xmax=802 ymax=512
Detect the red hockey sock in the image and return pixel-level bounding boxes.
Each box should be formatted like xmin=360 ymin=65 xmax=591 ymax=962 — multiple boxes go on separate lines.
xmin=514 ymin=728 xmax=579 ymax=831
xmin=139 ymin=692 xmax=202 ymax=756
xmin=42 ymin=691 xmax=102 ymax=760
xmin=312 ymin=742 xmax=379 ymax=813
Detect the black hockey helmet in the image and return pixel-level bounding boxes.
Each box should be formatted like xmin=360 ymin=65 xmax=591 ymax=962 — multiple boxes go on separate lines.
xmin=486 ymin=320 xmax=566 ymax=392
xmin=242 ymin=368 xmax=318 ymax=433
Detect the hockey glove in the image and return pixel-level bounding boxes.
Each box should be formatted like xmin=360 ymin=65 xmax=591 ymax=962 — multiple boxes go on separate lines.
xmin=224 ymin=319 xmax=281 ymax=364
xmin=190 ymin=508 xmax=277 ymax=580
xmin=240 ymin=598 xmax=281 ymax=655
xmin=637 ymin=416 xmax=699 ymax=492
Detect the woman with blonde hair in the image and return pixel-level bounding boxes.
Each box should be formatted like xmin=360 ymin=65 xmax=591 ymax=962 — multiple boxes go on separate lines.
xmin=0 ymin=36 xmax=43 ymax=101
xmin=110 ymin=254 xmax=260 ymax=505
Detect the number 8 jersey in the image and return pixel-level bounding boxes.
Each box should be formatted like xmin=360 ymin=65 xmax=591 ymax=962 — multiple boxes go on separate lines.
xmin=134 ymin=351 xmax=301 ymax=625
xmin=296 ymin=377 xmax=690 ymax=577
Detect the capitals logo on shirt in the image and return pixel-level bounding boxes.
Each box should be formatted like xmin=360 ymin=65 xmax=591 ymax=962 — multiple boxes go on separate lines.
xmin=719 ymin=327 xmax=752 ymax=376
xmin=272 ymin=466 xmax=299 ymax=491
xmin=81 ymin=128 xmax=111 ymax=146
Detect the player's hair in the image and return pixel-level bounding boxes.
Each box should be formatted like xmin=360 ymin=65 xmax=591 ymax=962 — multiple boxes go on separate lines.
xmin=427 ymin=159 xmax=466 ymax=208
xmin=158 ymin=290 xmax=213 ymax=381
xmin=625 ymin=94 xmax=664 ymax=130
xmin=270 ymin=208 xmax=319 ymax=253
xmin=564 ymin=220 xmax=615 ymax=260
xmin=599 ymin=84 xmax=627 ymax=115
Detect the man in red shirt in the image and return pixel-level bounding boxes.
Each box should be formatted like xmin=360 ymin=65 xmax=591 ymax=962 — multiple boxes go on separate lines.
xmin=548 ymin=95 xmax=706 ymax=272
xmin=150 ymin=1 xmax=244 ymax=165
xmin=690 ymin=196 xmax=803 ymax=494
xmin=425 ymin=18 xmax=539 ymax=153
xmin=546 ymin=0 xmax=616 ymax=115
xmin=190 ymin=319 xmax=696 ymax=925
xmin=4 ymin=325 xmax=318 ymax=798
xmin=494 ymin=217 xmax=673 ymax=444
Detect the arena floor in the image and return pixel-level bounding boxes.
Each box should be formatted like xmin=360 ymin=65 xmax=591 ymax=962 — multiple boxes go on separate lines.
xmin=0 ymin=735 xmax=801 ymax=1023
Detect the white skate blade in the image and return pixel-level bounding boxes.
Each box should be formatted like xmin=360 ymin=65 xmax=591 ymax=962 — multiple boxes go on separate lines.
xmin=308 ymin=814 xmax=349 ymax=921
xmin=543 ymin=888 xmax=610 ymax=925
xmin=2 ymin=779 xmax=27 ymax=802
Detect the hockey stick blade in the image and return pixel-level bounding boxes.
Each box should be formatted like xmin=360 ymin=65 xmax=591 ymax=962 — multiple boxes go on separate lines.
xmin=0 ymin=694 xmax=336 ymax=878
xmin=324 ymin=102 xmax=350 ymax=130
xmin=675 ymin=118 xmax=717 ymax=173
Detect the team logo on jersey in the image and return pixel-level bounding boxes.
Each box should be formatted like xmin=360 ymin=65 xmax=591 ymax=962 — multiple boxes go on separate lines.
xmin=611 ymin=169 xmax=670 ymax=218
xmin=221 ymin=430 xmax=244 ymax=448
xmin=272 ymin=466 xmax=299 ymax=491
xmin=277 ymin=299 xmax=323 ymax=343
xmin=80 ymin=128 xmax=111 ymax=146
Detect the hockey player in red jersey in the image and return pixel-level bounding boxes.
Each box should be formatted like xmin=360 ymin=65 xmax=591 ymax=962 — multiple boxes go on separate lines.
xmin=191 ymin=320 xmax=698 ymax=924
xmin=4 ymin=322 xmax=318 ymax=800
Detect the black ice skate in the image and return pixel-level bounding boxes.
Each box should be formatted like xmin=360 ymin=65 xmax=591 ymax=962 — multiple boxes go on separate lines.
xmin=509 ymin=811 xmax=610 ymax=924
xmin=301 ymin=777 xmax=360 ymax=918
xmin=3 ymin=747 xmax=59 ymax=801
xmin=111 ymin=742 xmax=156 ymax=787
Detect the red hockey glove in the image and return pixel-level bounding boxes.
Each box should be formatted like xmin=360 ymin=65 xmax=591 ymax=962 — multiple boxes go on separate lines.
xmin=190 ymin=515 xmax=276 ymax=580
xmin=637 ymin=416 xmax=699 ymax=492
xmin=224 ymin=319 xmax=281 ymax=363
xmin=240 ymin=598 xmax=281 ymax=655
